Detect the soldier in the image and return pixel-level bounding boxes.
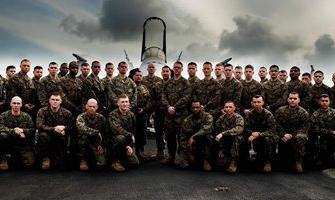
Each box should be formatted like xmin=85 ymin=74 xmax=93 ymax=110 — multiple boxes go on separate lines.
xmin=77 ymin=62 xmax=90 ymax=81
xmin=244 ymin=95 xmax=278 ymax=173
xmin=302 ymin=72 xmax=313 ymax=87
xmin=60 ymin=61 xmax=83 ymax=117
xmin=0 ymin=75 xmax=6 ymax=113
xmin=107 ymin=61 xmax=137 ymax=112
xmin=258 ymin=66 xmax=268 ymax=84
xmin=191 ymin=61 xmax=221 ymax=120
xmin=5 ymin=65 xmax=16 ymax=81
xmin=275 ymin=92 xmax=309 ymax=173
xmin=221 ymin=63 xmax=243 ymax=110
xmin=234 ymin=66 xmax=243 ymax=81
xmin=240 ymin=65 xmax=262 ymax=116
xmin=332 ymin=73 xmax=335 ymax=108
xmin=108 ymin=94 xmax=139 ymax=172
xmin=36 ymin=92 xmax=74 ymax=170
xmin=0 ymin=96 xmax=34 ymax=170
xmin=310 ymin=94 xmax=335 ymax=167
xmin=187 ymin=62 xmax=200 ymax=87
xmin=161 ymin=65 xmax=171 ymax=82
xmin=130 ymin=69 xmax=152 ymax=160
xmin=58 ymin=62 xmax=68 ymax=78
xmin=262 ymin=65 xmax=288 ymax=113
xmin=215 ymin=62 xmax=225 ymax=85
xmin=286 ymin=66 xmax=311 ymax=111
xmin=7 ymin=59 xmax=36 ymax=116
xmin=76 ymin=99 xmax=107 ymax=171
xmin=310 ymin=70 xmax=332 ymax=113
xmin=82 ymin=61 xmax=107 ymax=115
xmin=214 ymin=101 xmax=244 ymax=173
xmin=177 ymin=101 xmax=213 ymax=171
xmin=102 ymin=62 xmax=114 ymax=88
xmin=31 ymin=66 xmax=43 ymax=121
xmin=278 ymin=70 xmax=288 ymax=83
xmin=161 ymin=61 xmax=191 ymax=164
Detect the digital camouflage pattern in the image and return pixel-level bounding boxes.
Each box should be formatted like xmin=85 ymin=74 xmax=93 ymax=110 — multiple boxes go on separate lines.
xmin=220 ymin=78 xmax=242 ymax=108
xmin=286 ymin=79 xmax=312 ymax=111
xmin=241 ymin=79 xmax=262 ymax=110
xmin=262 ymin=79 xmax=288 ymax=112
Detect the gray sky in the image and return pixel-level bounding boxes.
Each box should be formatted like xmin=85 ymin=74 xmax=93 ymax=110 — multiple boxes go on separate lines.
xmin=0 ymin=0 xmax=334 ymax=84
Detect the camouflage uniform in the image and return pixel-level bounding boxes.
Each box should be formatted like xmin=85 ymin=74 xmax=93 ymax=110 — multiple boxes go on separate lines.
xmin=0 ymin=111 xmax=35 ymax=166
xmin=260 ymin=78 xmax=269 ymax=84
xmin=0 ymin=76 xmax=6 ymax=113
xmin=191 ymin=78 xmax=221 ymax=119
xmin=287 ymin=79 xmax=312 ymax=111
xmin=108 ymin=109 xmax=139 ymax=168
xmin=214 ymin=113 xmax=244 ymax=162
xmin=36 ymin=106 xmax=74 ymax=166
xmin=61 ymin=74 xmax=83 ymax=116
xmin=76 ymin=112 xmax=107 ymax=165
xmin=178 ymin=111 xmax=213 ymax=165
xmin=275 ymin=105 xmax=309 ymax=162
xmin=262 ymin=79 xmax=288 ymax=113
xmin=310 ymin=108 xmax=335 ymax=166
xmin=161 ymin=77 xmax=191 ymax=159
xmin=102 ymin=76 xmax=112 ymax=90
xmin=245 ymin=108 xmax=278 ymax=162
xmin=331 ymin=86 xmax=335 ymax=108
xmin=38 ymin=75 xmax=63 ymax=107
xmin=82 ymin=74 xmax=107 ymax=115
xmin=310 ymin=84 xmax=332 ymax=113
xmin=188 ymin=76 xmax=200 ymax=88
xmin=77 ymin=74 xmax=88 ymax=82
xmin=221 ymin=78 xmax=243 ymax=109
xmin=107 ymin=75 xmax=137 ymax=112
xmin=241 ymin=79 xmax=262 ymax=111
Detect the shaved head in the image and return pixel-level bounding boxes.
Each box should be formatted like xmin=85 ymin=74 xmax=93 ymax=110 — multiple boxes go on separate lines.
xmin=11 ymin=96 xmax=22 ymax=104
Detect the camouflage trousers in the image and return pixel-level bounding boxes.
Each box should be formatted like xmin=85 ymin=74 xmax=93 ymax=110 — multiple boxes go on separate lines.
xmin=164 ymin=115 xmax=186 ymax=158
xmin=108 ymin=135 xmax=139 ymax=168
xmin=215 ymin=135 xmax=243 ymax=161
xmin=279 ymin=133 xmax=307 ymax=162
xmin=319 ymin=135 xmax=335 ymax=164
xmin=252 ymin=135 xmax=278 ymax=162
xmin=0 ymin=132 xmax=35 ymax=166
xmin=77 ymin=134 xmax=106 ymax=166
xmin=153 ymin=108 xmax=165 ymax=151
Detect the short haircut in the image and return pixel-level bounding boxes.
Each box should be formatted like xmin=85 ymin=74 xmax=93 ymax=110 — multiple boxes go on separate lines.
xmin=259 ymin=66 xmax=267 ymax=70
xmin=118 ymin=61 xmax=127 ymax=67
xmin=34 ymin=66 xmax=43 ymax=71
xmin=49 ymin=91 xmax=62 ymax=99
xmin=290 ymin=66 xmax=300 ymax=71
xmin=216 ymin=63 xmax=224 ymax=67
xmin=289 ymin=91 xmax=300 ymax=97
xmin=128 ymin=68 xmax=141 ymax=80
xmin=174 ymin=61 xmax=183 ymax=67
xmin=162 ymin=65 xmax=171 ymax=70
xmin=105 ymin=62 xmax=113 ymax=67
xmin=224 ymin=101 xmax=236 ymax=106
xmin=81 ymin=62 xmax=90 ymax=67
xmin=92 ymin=61 xmax=100 ymax=66
xmin=319 ymin=94 xmax=330 ymax=99
xmin=203 ymin=61 xmax=212 ymax=66
xmin=235 ymin=66 xmax=242 ymax=70
xmin=188 ymin=62 xmax=197 ymax=67
xmin=60 ymin=63 xmax=68 ymax=68
xmin=279 ymin=70 xmax=287 ymax=73
xmin=224 ymin=63 xmax=233 ymax=69
xmin=245 ymin=64 xmax=254 ymax=70
xmin=6 ymin=65 xmax=15 ymax=71
xmin=20 ymin=59 xmax=30 ymax=64
xmin=68 ymin=61 xmax=78 ymax=68
xmin=302 ymin=72 xmax=311 ymax=78
xmin=49 ymin=62 xmax=58 ymax=67
xmin=269 ymin=65 xmax=279 ymax=70
xmin=314 ymin=70 xmax=324 ymax=76
xmin=252 ymin=95 xmax=263 ymax=100
xmin=118 ymin=94 xmax=128 ymax=100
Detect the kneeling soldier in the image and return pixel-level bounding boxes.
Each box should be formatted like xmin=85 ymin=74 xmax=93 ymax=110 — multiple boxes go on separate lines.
xmin=76 ymin=98 xmax=107 ymax=171
xmin=0 ymin=96 xmax=35 ymax=170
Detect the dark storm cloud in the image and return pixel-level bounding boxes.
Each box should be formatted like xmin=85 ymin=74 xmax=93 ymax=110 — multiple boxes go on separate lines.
xmin=218 ymin=15 xmax=302 ymax=62
xmin=305 ymin=34 xmax=335 ymax=67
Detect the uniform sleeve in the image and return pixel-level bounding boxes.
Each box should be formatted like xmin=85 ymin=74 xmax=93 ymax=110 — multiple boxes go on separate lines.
xmin=193 ymin=113 xmax=213 ymax=138
xmin=22 ymin=114 xmax=35 ymax=136
xmin=0 ymin=113 xmax=15 ymax=135
xmin=259 ymin=113 xmax=276 ymax=137
xmin=36 ymin=109 xmax=54 ymax=132
xmin=271 ymin=83 xmax=288 ymax=110
xmin=109 ymin=112 xmax=133 ymax=136
xmin=222 ymin=115 xmax=244 ymax=136
xmin=274 ymin=108 xmax=285 ymax=138
xmin=130 ymin=82 xmax=137 ymax=109
xmin=76 ymin=114 xmax=99 ymax=136
xmin=295 ymin=110 xmax=309 ymax=136
xmin=174 ymin=81 xmax=191 ymax=110
xmin=311 ymin=112 xmax=334 ymax=136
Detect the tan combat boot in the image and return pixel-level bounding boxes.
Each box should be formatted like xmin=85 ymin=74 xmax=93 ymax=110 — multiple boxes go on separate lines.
xmin=203 ymin=160 xmax=212 ymax=172
xmin=111 ymin=160 xmax=125 ymax=172
xmin=227 ymin=160 xmax=237 ymax=173
xmin=42 ymin=157 xmax=50 ymax=170
xmin=79 ymin=159 xmax=89 ymax=171
xmin=295 ymin=161 xmax=303 ymax=173
xmin=263 ymin=161 xmax=272 ymax=173
xmin=0 ymin=159 xmax=9 ymax=171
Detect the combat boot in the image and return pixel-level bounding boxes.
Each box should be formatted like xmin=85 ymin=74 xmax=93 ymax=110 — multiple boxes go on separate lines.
xmin=203 ymin=160 xmax=212 ymax=171
xmin=227 ymin=160 xmax=237 ymax=173
xmin=263 ymin=161 xmax=272 ymax=173
xmin=111 ymin=160 xmax=125 ymax=172
xmin=42 ymin=157 xmax=50 ymax=170
xmin=295 ymin=161 xmax=303 ymax=173
xmin=160 ymin=156 xmax=174 ymax=165
xmin=79 ymin=159 xmax=89 ymax=171
xmin=0 ymin=159 xmax=8 ymax=171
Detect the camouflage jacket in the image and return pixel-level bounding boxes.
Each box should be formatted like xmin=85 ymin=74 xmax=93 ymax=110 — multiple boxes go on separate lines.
xmin=181 ymin=111 xmax=213 ymax=139
xmin=241 ymin=79 xmax=262 ymax=110
xmin=108 ymin=109 xmax=136 ymax=137
xmin=310 ymin=108 xmax=335 ymax=136
xmin=245 ymin=108 xmax=277 ymax=138
xmin=76 ymin=112 xmax=108 ymax=144
xmin=215 ymin=112 xmax=244 ymax=136
xmin=310 ymin=83 xmax=332 ymax=113
xmin=287 ymin=79 xmax=311 ymax=111
xmin=38 ymin=75 xmax=63 ymax=107
xmin=82 ymin=74 xmax=107 ymax=112
xmin=0 ymin=111 xmax=34 ymax=136
xmin=260 ymin=78 xmax=269 ymax=84
xmin=262 ymin=79 xmax=288 ymax=112
xmin=221 ymin=77 xmax=242 ymax=108
xmin=0 ymin=76 xmax=6 ymax=109
xmin=332 ymin=86 xmax=335 ymax=108
xmin=188 ymin=76 xmax=200 ymax=88
xmin=136 ymin=84 xmax=151 ymax=113
xmin=275 ymin=105 xmax=309 ymax=138
xmin=102 ymin=76 xmax=112 ymax=89
xmin=61 ymin=74 xmax=83 ymax=111
xmin=142 ymin=75 xmax=163 ymax=110
xmin=8 ymin=72 xmax=36 ymax=105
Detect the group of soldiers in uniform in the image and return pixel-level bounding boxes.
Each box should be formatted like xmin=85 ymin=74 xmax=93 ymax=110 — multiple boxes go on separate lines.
xmin=0 ymin=58 xmax=334 ymax=174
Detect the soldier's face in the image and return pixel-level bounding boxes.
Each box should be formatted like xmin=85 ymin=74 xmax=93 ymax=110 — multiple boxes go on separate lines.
xmin=49 ymin=95 xmax=62 ymax=109
xmin=118 ymin=97 xmax=130 ymax=112
xmin=188 ymin=65 xmax=197 ymax=77
xmin=279 ymin=72 xmax=288 ymax=81
xmin=215 ymin=66 xmax=224 ymax=77
xmin=313 ymin=73 xmax=324 ymax=84
xmin=244 ymin=68 xmax=254 ymax=80
xmin=81 ymin=66 xmax=90 ymax=77
xmin=118 ymin=63 xmax=128 ymax=75
xmin=288 ymin=94 xmax=300 ymax=107
xmin=234 ymin=68 xmax=242 ymax=79
xmin=69 ymin=64 xmax=79 ymax=75
xmin=92 ymin=63 xmax=101 ymax=75
xmin=147 ymin=64 xmax=156 ymax=74
xmin=86 ymin=101 xmax=98 ymax=115
xmin=60 ymin=65 xmax=69 ymax=74
xmin=6 ymin=68 xmax=16 ymax=78
xmin=319 ymin=97 xmax=330 ymax=109
xmin=33 ymin=69 xmax=43 ymax=79
xmin=302 ymin=75 xmax=311 ymax=85
xmin=223 ymin=102 xmax=236 ymax=115
xmin=269 ymin=68 xmax=279 ymax=79
xmin=11 ymin=98 xmax=22 ymax=112
xmin=251 ymin=97 xmax=264 ymax=110
xmin=289 ymin=68 xmax=299 ymax=79
xmin=105 ymin=65 xmax=114 ymax=76
xmin=202 ymin=64 xmax=212 ymax=77
xmin=48 ymin=64 xmax=58 ymax=76
xmin=258 ymin=68 xmax=267 ymax=78
xmin=191 ymin=102 xmax=201 ymax=114
xmin=173 ymin=63 xmax=183 ymax=76
xmin=20 ymin=61 xmax=31 ymax=73
xmin=224 ymin=66 xmax=233 ymax=79
xmin=161 ymin=68 xmax=171 ymax=80
xmin=133 ymin=72 xmax=143 ymax=83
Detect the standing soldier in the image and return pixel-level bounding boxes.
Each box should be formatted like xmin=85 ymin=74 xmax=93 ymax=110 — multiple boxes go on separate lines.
xmin=278 ymin=70 xmax=288 ymax=83
xmin=108 ymin=94 xmax=139 ymax=172
xmin=258 ymin=66 xmax=269 ymax=84
xmin=262 ymin=65 xmax=288 ymax=113
xmin=310 ymin=70 xmax=332 ymax=113
xmin=142 ymin=63 xmax=164 ymax=158
xmin=77 ymin=62 xmax=90 ymax=81
xmin=5 ymin=65 xmax=16 ymax=81
xmin=0 ymin=96 xmax=34 ymax=170
xmin=214 ymin=101 xmax=244 ymax=173
xmin=302 ymin=72 xmax=313 ymax=87
xmin=177 ymin=101 xmax=213 ymax=171
xmin=36 ymin=92 xmax=74 ymax=170
xmin=82 ymin=61 xmax=107 ymax=115
xmin=215 ymin=63 xmax=225 ymax=86
xmin=102 ymin=62 xmax=114 ymax=88
xmin=234 ymin=66 xmax=243 ymax=81
xmin=31 ymin=66 xmax=43 ymax=121
xmin=161 ymin=65 xmax=171 ymax=83
xmin=187 ymin=62 xmax=200 ymax=87
xmin=58 ymin=63 xmax=69 ymax=78
xmin=286 ymin=66 xmax=311 ymax=111
xmin=221 ymin=64 xmax=243 ymax=111
xmin=107 ymin=61 xmax=137 ymax=112
xmin=76 ymin=99 xmax=107 ymax=171
xmin=275 ymin=92 xmax=309 ymax=173
xmin=244 ymin=95 xmax=278 ymax=173
xmin=61 ymin=61 xmax=83 ymax=117
xmin=161 ymin=61 xmax=191 ymax=164
xmin=8 ymin=59 xmax=36 ymax=116
xmin=310 ymin=94 xmax=335 ymax=167
xmin=0 ymin=75 xmax=6 ymax=113
xmin=240 ymin=65 xmax=262 ymax=116
xmin=191 ymin=61 xmax=221 ymax=120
